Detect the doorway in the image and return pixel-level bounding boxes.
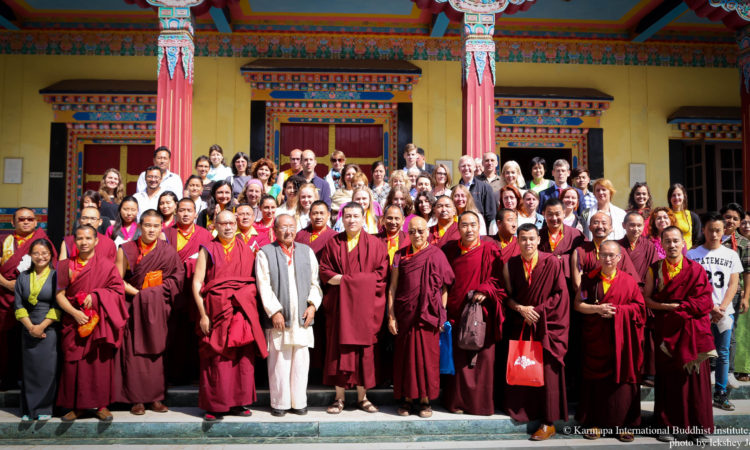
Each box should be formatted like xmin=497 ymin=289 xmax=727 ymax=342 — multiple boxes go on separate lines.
xmin=500 ymin=147 xmax=573 ymax=185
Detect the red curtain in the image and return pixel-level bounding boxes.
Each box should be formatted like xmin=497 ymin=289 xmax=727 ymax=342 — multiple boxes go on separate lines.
xmin=279 ymin=124 xmax=329 ymax=177
xmin=335 ymin=125 xmax=383 ymax=179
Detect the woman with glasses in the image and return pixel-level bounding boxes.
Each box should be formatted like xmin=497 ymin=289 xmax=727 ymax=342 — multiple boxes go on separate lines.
xmin=431 ymin=164 xmax=452 ymax=198
xmin=370 ymin=161 xmax=390 ymax=208
xmin=14 ymin=239 xmax=59 ymax=422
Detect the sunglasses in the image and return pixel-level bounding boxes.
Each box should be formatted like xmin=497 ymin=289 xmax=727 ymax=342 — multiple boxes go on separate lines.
xmin=331 ymin=158 xmax=345 ymax=163
xmin=16 ymin=217 xmax=35 ymax=223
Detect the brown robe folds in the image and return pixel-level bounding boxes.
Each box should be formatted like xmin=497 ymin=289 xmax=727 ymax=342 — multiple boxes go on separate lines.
xmin=56 ymin=254 xmax=127 ymax=410
xmin=575 ymin=270 xmax=645 ymax=428
xmin=428 ymin=222 xmax=460 ymax=250
xmin=295 ymin=226 xmax=338 ymax=260
xmin=649 ymin=258 xmax=714 ymax=431
xmin=391 ymin=244 xmax=455 ymax=400
xmin=490 ymin=235 xmax=521 ymax=264
xmin=114 ymin=240 xmax=184 ymax=404
xmin=503 ymin=252 xmax=569 ymax=424
xmin=198 ymin=239 xmax=268 ymax=413
xmin=442 ymin=238 xmax=505 ymax=415
xmin=538 ymin=224 xmax=585 ymax=280
xmin=319 ymin=231 xmax=388 ymax=389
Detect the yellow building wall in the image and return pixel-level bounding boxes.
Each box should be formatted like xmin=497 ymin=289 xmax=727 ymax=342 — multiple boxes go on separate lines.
xmin=0 ymin=54 xmax=740 ymax=211
xmin=411 ymin=61 xmax=740 ymax=206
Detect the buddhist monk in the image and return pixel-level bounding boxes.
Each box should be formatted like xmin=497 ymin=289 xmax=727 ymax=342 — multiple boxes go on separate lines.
xmin=0 ymin=208 xmax=56 ymax=389
xmin=388 ymin=216 xmax=454 ymax=418
xmin=295 ymin=200 xmax=338 ymax=260
xmin=163 ymin=198 xmax=212 ymax=384
xmin=428 ymin=196 xmax=460 ymax=249
xmin=55 ymin=225 xmax=127 ymax=421
xmin=617 ymin=211 xmax=659 ymax=385
xmin=235 ymin=203 xmax=263 ymax=253
xmin=115 ymin=209 xmax=184 ymax=415
xmin=574 ymin=241 xmax=645 ymax=443
xmin=193 ymin=210 xmax=268 ymax=421
xmin=644 ymin=226 xmax=714 ymax=444
xmin=492 ymin=208 xmax=520 ymax=263
xmin=441 ymin=211 xmax=505 ymax=416
xmin=571 ymin=211 xmax=639 ymax=289
xmin=538 ymin=198 xmax=585 ymax=280
xmin=503 ymin=223 xmax=569 ymax=441
xmin=377 ymin=204 xmax=409 ymax=266
xmin=59 ymin=207 xmax=117 ymax=263
xmin=319 ymin=202 xmax=388 ymax=414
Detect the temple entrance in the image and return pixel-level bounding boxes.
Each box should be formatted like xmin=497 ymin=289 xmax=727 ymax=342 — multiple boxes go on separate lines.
xmin=82 ymin=144 xmax=155 ymax=196
xmin=278 ymin=124 xmax=384 ymax=180
xmin=499 ymin=147 xmax=573 ymax=184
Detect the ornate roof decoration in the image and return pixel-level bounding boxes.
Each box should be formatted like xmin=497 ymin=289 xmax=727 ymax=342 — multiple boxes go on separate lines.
xmin=125 ymin=0 xmax=238 ymax=17
xmin=411 ymin=0 xmax=535 ymax=22
xmin=684 ymin=0 xmax=750 ymax=30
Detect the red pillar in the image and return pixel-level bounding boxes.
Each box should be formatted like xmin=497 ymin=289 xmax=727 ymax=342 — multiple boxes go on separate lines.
xmin=740 ymin=25 xmax=750 ymax=211
xmin=461 ymin=13 xmax=496 ymax=159
xmin=153 ymin=2 xmax=197 ymax=183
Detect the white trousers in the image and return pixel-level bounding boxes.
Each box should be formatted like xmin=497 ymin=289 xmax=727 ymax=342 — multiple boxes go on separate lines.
xmin=267 ymin=344 xmax=310 ymax=410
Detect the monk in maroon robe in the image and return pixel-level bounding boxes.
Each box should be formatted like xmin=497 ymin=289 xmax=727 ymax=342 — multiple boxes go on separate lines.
xmin=428 ymin=196 xmax=460 ymax=249
xmin=294 ymin=200 xmax=337 ymax=374
xmin=0 ymin=208 xmax=57 ymax=389
xmin=617 ymin=211 xmax=659 ymax=384
xmin=163 ymin=198 xmax=213 ymax=384
xmin=235 ymin=203 xmax=265 ymax=254
xmin=319 ymin=202 xmax=388 ymax=414
xmin=644 ymin=226 xmax=714 ymax=443
xmin=388 ymin=217 xmax=454 ymax=418
xmin=538 ymin=199 xmax=585 ymax=280
xmin=115 ymin=210 xmax=184 ymax=414
xmin=60 ymin=207 xmax=117 ymax=263
xmin=442 ymin=211 xmax=505 ymax=416
xmin=574 ymin=241 xmax=645 ymax=442
xmin=572 ymin=212 xmax=639 ymax=288
xmin=491 ymin=208 xmax=520 ymax=263
xmin=193 ymin=210 xmax=268 ymax=421
xmin=377 ymin=204 xmax=410 ymax=267
xmin=503 ymin=223 xmax=569 ymax=441
xmin=55 ymin=225 xmax=127 ymax=421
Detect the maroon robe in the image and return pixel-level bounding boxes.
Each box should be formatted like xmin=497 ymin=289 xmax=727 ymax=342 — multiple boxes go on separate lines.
xmin=376 ymin=230 xmax=410 ymax=263
xmin=114 ymin=240 xmax=183 ymax=404
xmin=441 ymin=238 xmax=505 ymax=415
xmin=198 ymin=239 xmax=268 ymax=412
xmin=391 ymin=244 xmax=455 ymax=400
xmin=649 ymin=258 xmax=714 ymax=431
xmin=539 ymin=225 xmax=585 ymax=279
xmin=489 ymin=235 xmax=521 ymax=264
xmin=0 ymin=228 xmax=57 ymax=386
xmin=503 ymin=252 xmax=569 ymax=423
xmin=428 ymin=221 xmax=460 ymax=249
xmin=575 ymin=241 xmax=639 ymax=281
xmin=319 ymin=231 xmax=388 ymax=389
xmin=617 ymin=235 xmax=659 ymax=378
xmin=163 ymin=224 xmax=213 ymax=384
xmin=56 ymin=253 xmax=127 ymax=410
xmin=575 ymin=270 xmax=645 ymax=428
xmin=295 ymin=226 xmax=338 ymax=260
xmin=63 ymin=233 xmax=117 ymax=263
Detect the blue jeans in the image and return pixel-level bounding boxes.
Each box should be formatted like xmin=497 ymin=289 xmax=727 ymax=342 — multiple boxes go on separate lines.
xmin=712 ymin=314 xmax=735 ymax=394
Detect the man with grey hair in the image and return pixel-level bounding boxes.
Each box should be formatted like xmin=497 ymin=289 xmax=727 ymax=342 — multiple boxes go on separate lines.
xmin=538 ymin=159 xmax=571 ymax=212
xmin=455 ymin=155 xmax=496 ymax=229
xmin=476 ymin=152 xmax=502 ymax=197
xmin=256 ymin=214 xmax=323 ymax=417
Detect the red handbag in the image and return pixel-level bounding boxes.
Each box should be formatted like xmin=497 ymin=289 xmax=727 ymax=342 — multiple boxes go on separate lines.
xmin=506 ymin=323 xmax=544 ymax=387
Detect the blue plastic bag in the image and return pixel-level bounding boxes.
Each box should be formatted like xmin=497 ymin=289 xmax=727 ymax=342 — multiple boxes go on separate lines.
xmin=439 ymin=321 xmax=455 ymax=375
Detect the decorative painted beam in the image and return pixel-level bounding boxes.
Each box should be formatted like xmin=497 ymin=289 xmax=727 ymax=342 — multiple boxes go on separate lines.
xmin=631 ymin=0 xmax=688 ymax=42
xmin=430 ymin=12 xmax=450 ymax=38
xmin=684 ymin=0 xmax=750 ymax=30
xmin=209 ymin=6 xmax=231 ymax=33
xmin=147 ymin=0 xmax=203 ymax=183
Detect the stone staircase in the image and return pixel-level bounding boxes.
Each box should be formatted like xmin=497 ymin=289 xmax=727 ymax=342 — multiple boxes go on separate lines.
xmin=1 ymin=384 xmax=749 ymax=445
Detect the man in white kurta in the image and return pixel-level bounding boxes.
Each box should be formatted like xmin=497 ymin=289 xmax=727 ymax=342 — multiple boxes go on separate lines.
xmin=256 ymin=214 xmax=323 ymax=416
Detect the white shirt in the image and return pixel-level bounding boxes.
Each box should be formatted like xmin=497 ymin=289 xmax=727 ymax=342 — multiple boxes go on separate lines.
xmin=687 ymin=245 xmax=742 ymax=315
xmin=207 ymin=165 xmax=232 ymax=182
xmin=255 ymin=245 xmax=323 ymax=349
xmin=136 ymin=170 xmax=184 ymax=200
xmin=133 ymin=188 xmax=164 ymax=221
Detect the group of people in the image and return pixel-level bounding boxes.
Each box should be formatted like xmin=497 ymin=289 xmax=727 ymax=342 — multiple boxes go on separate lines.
xmin=2 ymin=142 xmax=749 ymax=444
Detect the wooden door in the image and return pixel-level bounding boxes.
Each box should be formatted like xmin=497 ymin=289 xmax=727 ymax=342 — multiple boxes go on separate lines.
xmin=83 ymin=144 xmax=154 ymax=196
xmin=334 ymin=125 xmax=383 ymax=180
xmin=279 ymin=124 xmax=329 ymax=178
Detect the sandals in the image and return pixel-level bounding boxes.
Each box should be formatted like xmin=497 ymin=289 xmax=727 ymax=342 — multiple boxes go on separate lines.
xmin=418 ymin=403 xmax=432 ymax=418
xmin=618 ymin=432 xmax=635 ymax=443
xmin=356 ymin=399 xmax=379 ymax=413
xmin=397 ymin=401 xmax=412 ymax=416
xmin=327 ymin=398 xmax=345 ymax=415
xmin=583 ymin=427 xmax=601 ymax=440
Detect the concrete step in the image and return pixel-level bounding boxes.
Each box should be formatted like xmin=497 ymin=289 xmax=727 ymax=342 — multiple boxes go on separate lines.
xmin=2 ymin=381 xmax=749 ymax=409
xmin=1 ymin=400 xmax=750 ymax=445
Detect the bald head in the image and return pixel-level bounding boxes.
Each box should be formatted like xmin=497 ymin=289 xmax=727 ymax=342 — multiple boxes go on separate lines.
xmin=599 ymin=240 xmax=621 ymax=273
xmin=408 ymin=216 xmax=429 ymax=248
xmin=301 ymin=149 xmax=317 ymax=176
xmin=289 ymin=148 xmax=303 ymax=171
xmin=600 ymin=240 xmax=620 ymax=254
xmin=589 ymin=211 xmax=613 ymax=240
xmin=215 ymin=210 xmax=238 ymax=241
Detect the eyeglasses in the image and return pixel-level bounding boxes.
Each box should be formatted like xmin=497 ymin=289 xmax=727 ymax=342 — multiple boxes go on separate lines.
xmin=215 ymin=221 xmax=236 ymax=226
xmin=408 ymin=229 xmax=426 ymax=235
xmin=600 ymin=253 xmax=620 ymax=260
xmin=16 ymin=217 xmax=34 ymax=223
xmin=30 ymin=252 xmax=50 ymax=258
xmin=80 ymin=216 xmax=100 ymax=221
xmin=331 ymin=158 xmax=345 ymax=163
xmin=276 ymin=226 xmax=296 ymax=232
